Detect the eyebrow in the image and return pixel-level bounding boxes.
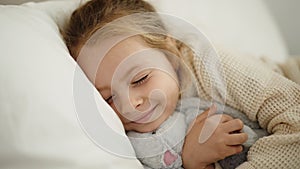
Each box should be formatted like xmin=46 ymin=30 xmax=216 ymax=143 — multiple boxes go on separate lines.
xmin=121 ymin=65 xmax=142 ymax=81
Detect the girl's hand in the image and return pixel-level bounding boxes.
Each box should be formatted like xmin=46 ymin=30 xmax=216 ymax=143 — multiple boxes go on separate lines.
xmin=182 ymin=105 xmax=248 ymax=169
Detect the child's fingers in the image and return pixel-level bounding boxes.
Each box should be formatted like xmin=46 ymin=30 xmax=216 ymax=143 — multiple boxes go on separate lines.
xmin=203 ymin=114 xmax=234 ymax=127
xmin=222 ymin=118 xmax=244 ymax=133
xmin=197 ymin=114 xmax=234 ymax=144
xmin=207 ymin=104 xmax=217 ymax=116
xmin=225 ymin=133 xmax=248 ymax=146
xmin=226 ymin=145 xmax=244 ymax=156
xmin=195 ymin=104 xmax=218 ymax=123
xmin=216 ymin=145 xmax=244 ymax=160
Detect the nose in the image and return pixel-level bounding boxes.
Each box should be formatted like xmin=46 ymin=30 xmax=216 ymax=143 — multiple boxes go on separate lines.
xmin=130 ymin=94 xmax=144 ymax=110
xmin=117 ymin=89 xmax=147 ymax=117
xmin=118 ymin=90 xmax=149 ymax=121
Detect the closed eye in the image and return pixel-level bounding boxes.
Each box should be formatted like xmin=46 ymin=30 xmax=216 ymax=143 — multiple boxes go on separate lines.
xmin=131 ymin=74 xmax=148 ymax=86
xmin=105 ymin=96 xmax=113 ymax=104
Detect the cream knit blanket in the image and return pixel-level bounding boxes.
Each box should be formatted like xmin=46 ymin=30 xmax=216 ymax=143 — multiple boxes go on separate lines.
xmin=186 ymin=48 xmax=300 ymax=169
xmin=280 ymin=57 xmax=300 ymax=85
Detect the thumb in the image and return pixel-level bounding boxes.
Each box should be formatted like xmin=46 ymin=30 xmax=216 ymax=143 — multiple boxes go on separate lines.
xmin=187 ymin=104 xmax=218 ymax=132
xmin=198 ymin=104 xmax=221 ymax=144
xmin=195 ymin=104 xmax=217 ymax=122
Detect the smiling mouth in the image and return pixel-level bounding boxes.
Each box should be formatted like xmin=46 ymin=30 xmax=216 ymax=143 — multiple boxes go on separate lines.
xmin=133 ymin=105 xmax=158 ymax=124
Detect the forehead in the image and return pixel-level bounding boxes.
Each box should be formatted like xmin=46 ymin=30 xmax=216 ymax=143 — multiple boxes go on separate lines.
xmin=97 ymin=36 xmax=152 ymax=79
xmin=77 ymin=36 xmax=149 ymax=84
xmin=95 ymin=36 xmax=175 ymax=88
xmin=101 ymin=36 xmax=150 ymax=67
xmin=96 ymin=37 xmax=149 ymax=85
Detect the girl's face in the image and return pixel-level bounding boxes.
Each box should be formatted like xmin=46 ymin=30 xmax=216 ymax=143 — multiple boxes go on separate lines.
xmin=93 ymin=36 xmax=180 ymax=133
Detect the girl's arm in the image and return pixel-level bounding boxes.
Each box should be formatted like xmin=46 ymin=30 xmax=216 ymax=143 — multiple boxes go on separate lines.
xmin=191 ymin=47 xmax=300 ymax=168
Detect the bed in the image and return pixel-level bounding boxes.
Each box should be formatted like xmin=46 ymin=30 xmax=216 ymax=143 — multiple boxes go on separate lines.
xmin=0 ymin=0 xmax=289 ymax=168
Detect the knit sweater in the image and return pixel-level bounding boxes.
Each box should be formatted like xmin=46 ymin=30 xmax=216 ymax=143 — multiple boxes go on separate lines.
xmin=185 ymin=47 xmax=300 ymax=169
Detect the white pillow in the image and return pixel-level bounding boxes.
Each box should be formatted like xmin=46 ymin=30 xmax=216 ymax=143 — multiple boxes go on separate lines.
xmin=148 ymin=0 xmax=288 ymax=63
xmin=0 ymin=0 xmax=289 ymax=168
xmin=0 ymin=1 xmax=142 ymax=168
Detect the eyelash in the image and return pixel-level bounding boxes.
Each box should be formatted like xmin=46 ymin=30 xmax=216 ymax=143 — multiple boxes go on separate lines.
xmin=131 ymin=74 xmax=148 ymax=86
xmin=104 ymin=74 xmax=149 ymax=104
xmin=105 ymin=96 xmax=114 ymax=104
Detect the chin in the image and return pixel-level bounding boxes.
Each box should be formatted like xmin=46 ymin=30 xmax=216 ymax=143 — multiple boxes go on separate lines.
xmin=126 ymin=118 xmax=164 ymax=133
xmin=138 ymin=126 xmax=157 ymax=133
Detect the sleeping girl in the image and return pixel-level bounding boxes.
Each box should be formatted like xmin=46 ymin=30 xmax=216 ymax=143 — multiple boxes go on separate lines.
xmin=63 ymin=0 xmax=300 ymax=168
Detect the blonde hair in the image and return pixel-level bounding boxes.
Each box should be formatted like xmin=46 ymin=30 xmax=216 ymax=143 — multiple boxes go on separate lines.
xmin=63 ymin=0 xmax=196 ymax=95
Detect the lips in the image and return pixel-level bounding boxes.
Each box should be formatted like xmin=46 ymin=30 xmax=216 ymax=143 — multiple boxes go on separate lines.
xmin=133 ymin=105 xmax=157 ymax=123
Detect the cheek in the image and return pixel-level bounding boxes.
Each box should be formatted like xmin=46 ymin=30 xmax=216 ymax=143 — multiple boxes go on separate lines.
xmin=160 ymin=78 xmax=179 ymax=97
xmin=149 ymin=76 xmax=179 ymax=100
xmin=164 ymin=81 xmax=180 ymax=107
xmin=112 ymin=104 xmax=130 ymax=123
xmin=110 ymin=104 xmax=122 ymax=119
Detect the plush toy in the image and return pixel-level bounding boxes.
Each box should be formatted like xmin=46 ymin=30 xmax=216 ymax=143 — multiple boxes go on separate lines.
xmin=127 ymin=97 xmax=268 ymax=169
